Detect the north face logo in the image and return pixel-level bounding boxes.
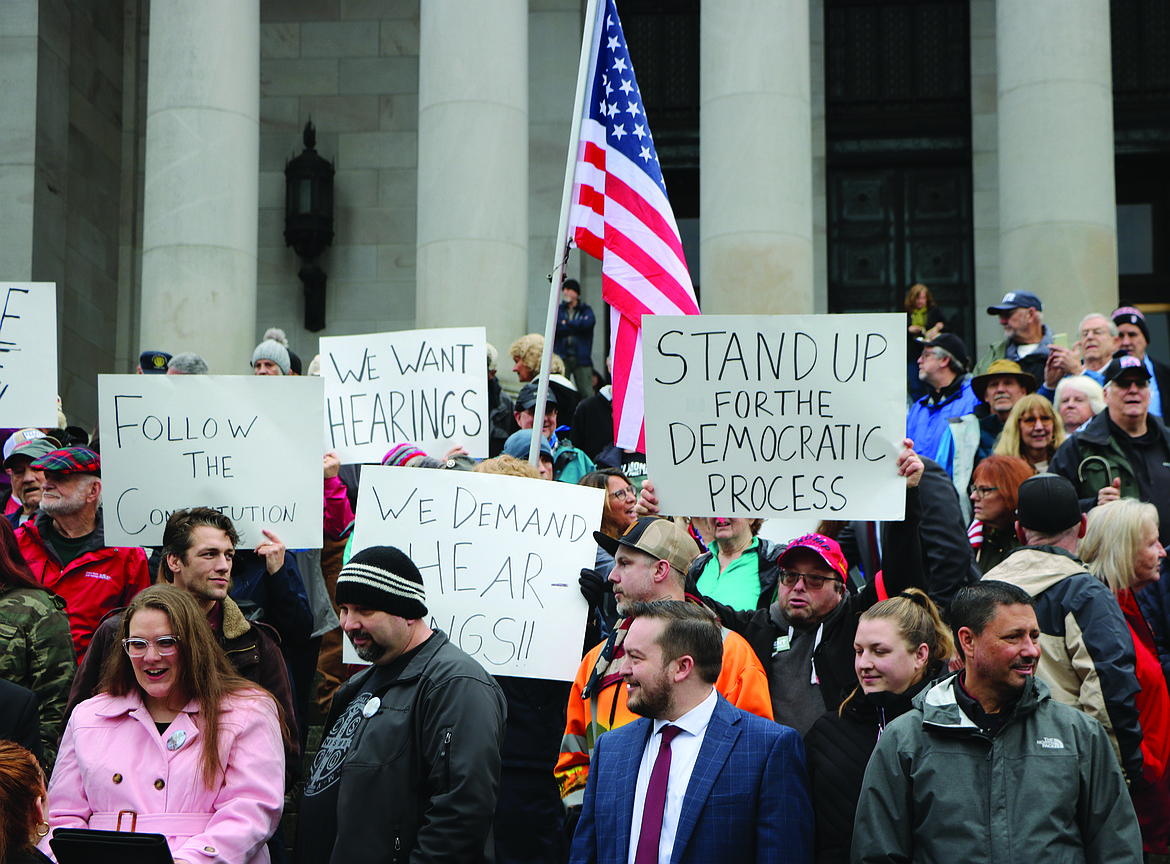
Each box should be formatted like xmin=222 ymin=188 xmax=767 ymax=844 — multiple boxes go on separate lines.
xmin=1036 ymin=737 xmax=1064 ymax=749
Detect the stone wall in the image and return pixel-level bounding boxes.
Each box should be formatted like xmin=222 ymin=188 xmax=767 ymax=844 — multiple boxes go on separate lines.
xmin=257 ymin=0 xmax=422 ymax=367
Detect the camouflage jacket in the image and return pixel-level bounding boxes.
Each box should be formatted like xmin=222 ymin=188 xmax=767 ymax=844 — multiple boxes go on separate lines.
xmin=0 ymin=584 xmax=76 ymax=774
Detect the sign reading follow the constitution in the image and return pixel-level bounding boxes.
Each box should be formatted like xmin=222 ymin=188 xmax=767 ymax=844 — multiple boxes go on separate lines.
xmin=319 ymin=327 xmax=488 ymax=463
xmin=643 ymin=313 xmax=907 ymax=521
xmin=348 ymin=466 xmax=601 ymax=681
xmin=0 ymin=282 xmax=58 ymax=428
xmin=98 ymin=375 xmax=324 ymax=548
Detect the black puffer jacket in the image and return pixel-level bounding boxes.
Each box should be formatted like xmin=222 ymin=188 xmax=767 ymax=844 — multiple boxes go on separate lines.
xmin=802 ymin=676 xmax=936 ymax=864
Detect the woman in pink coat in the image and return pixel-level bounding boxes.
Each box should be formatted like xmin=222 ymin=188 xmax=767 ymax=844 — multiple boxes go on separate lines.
xmin=42 ymin=585 xmax=286 ymax=864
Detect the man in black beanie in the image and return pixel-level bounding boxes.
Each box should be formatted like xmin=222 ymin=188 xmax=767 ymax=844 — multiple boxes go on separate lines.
xmin=983 ymin=474 xmax=1144 ymax=790
xmin=295 ymin=546 xmax=507 ymax=864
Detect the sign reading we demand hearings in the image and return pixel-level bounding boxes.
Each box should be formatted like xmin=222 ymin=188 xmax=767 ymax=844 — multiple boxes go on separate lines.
xmin=643 ymin=313 xmax=906 ymax=522
xmin=99 ymin=375 xmax=324 ymax=549
xmin=0 ymin=282 xmax=58 ymax=428
xmin=319 ymin=327 xmax=489 ymax=463
xmin=348 ymin=467 xmax=602 ymax=681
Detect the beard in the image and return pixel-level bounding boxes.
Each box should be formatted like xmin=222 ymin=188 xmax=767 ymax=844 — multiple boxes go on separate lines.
xmin=40 ymin=492 xmax=85 ymax=518
xmin=627 ymin=668 xmax=673 ymax=719
xmin=349 ymin=629 xmax=387 ymax=663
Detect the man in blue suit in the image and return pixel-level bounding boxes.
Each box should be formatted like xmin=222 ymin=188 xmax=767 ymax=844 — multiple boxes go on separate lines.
xmin=569 ymin=600 xmax=812 ymax=864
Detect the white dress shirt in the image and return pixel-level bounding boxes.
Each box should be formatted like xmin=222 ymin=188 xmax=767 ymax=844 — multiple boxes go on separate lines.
xmin=627 ymin=687 xmax=718 ymax=864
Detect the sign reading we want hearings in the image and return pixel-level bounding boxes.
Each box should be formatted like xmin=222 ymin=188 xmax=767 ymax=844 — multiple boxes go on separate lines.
xmin=320 ymin=327 xmax=489 ymax=463
xmin=643 ymin=313 xmax=907 ymax=522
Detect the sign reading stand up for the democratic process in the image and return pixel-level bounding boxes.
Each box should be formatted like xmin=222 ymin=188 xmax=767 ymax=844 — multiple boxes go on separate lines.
xmin=0 ymin=282 xmax=59 ymax=428
xmin=643 ymin=313 xmax=907 ymax=522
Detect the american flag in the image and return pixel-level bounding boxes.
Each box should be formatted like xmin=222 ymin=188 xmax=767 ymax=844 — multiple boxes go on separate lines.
xmin=568 ymin=0 xmax=701 ymax=452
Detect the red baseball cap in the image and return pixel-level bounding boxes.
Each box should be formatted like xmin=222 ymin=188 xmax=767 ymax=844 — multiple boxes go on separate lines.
xmin=777 ymin=533 xmax=848 ymax=580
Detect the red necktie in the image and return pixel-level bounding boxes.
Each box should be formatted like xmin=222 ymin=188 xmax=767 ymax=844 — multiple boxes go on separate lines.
xmin=634 ymin=724 xmax=682 ymax=864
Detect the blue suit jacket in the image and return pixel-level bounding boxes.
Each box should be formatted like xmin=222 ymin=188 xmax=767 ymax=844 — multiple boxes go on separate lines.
xmin=569 ymin=693 xmax=812 ymax=864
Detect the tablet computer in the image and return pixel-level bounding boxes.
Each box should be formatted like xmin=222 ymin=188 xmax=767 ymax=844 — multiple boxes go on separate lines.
xmin=50 ymin=828 xmax=174 ymax=864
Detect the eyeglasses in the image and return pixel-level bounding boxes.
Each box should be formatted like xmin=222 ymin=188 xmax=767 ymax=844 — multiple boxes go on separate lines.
xmin=1019 ymin=415 xmax=1053 ymax=426
xmin=122 ymin=636 xmax=180 ymax=657
xmin=779 ymin=569 xmax=843 ymax=590
xmin=609 ymin=487 xmax=635 ymax=502
xmin=1079 ymin=327 xmax=1111 ymax=338
xmin=969 ymin=485 xmax=999 ymax=498
xmin=1112 ymin=378 xmax=1150 ymax=391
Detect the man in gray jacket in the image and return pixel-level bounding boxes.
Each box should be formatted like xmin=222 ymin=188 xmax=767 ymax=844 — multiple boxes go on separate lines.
xmin=295 ymin=546 xmax=507 ymax=864
xmin=853 ymin=580 xmax=1141 ymax=864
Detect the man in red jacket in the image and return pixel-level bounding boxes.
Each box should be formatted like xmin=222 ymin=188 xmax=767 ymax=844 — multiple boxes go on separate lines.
xmin=16 ymin=447 xmax=149 ymax=659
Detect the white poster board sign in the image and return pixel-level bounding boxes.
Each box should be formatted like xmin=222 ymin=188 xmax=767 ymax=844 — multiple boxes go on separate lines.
xmin=0 ymin=282 xmax=58 ymax=427
xmin=643 ymin=313 xmax=906 ymax=521
xmin=347 ymin=466 xmax=602 ymax=680
xmin=99 ymin=375 xmax=325 ymax=548
xmin=319 ymin=327 xmax=488 ymax=463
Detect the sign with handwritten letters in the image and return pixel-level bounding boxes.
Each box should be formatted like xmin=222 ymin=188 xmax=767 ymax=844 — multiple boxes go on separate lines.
xmin=98 ymin=375 xmax=324 ymax=548
xmin=0 ymin=282 xmax=58 ymax=427
xmin=320 ymin=327 xmax=488 ymax=463
xmin=346 ymin=466 xmax=602 ymax=680
xmin=643 ymin=314 xmax=906 ymax=521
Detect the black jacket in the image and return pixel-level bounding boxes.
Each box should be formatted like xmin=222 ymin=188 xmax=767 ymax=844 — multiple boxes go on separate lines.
xmin=835 ymin=458 xmax=978 ymax=610
xmin=706 ymin=487 xmax=926 ymax=711
xmin=0 ymin=678 xmax=42 ymax=764
xmin=803 ymin=675 xmax=936 ymax=864
xmin=319 ymin=630 xmax=507 ymax=864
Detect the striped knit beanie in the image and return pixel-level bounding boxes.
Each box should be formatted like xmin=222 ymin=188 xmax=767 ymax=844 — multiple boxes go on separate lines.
xmin=336 ymin=546 xmax=428 ymax=619
xmin=382 ymin=443 xmax=428 ymax=467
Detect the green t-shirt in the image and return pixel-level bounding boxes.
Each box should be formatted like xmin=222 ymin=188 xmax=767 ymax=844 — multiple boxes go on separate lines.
xmin=695 ymin=537 xmax=761 ymax=611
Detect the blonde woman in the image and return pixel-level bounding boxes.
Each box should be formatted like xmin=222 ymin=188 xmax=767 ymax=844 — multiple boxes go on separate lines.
xmin=993 ymin=392 xmax=1066 ymax=471
xmin=1080 ymin=499 xmax=1169 ymax=855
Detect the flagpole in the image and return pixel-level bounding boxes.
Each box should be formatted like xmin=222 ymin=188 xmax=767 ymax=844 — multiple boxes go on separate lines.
xmin=529 ymin=0 xmax=604 ymax=467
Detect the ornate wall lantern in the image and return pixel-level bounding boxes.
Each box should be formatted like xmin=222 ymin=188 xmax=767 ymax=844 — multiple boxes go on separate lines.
xmin=284 ymin=121 xmax=335 ymax=332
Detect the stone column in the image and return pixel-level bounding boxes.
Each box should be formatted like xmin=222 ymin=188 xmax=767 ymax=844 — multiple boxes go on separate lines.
xmin=0 ymin=0 xmax=38 ymax=280
xmin=997 ymin=0 xmax=1116 ymax=335
xmin=700 ymin=0 xmax=813 ymax=313
xmin=140 ymin=0 xmax=259 ymax=374
xmin=416 ymin=1 xmax=527 ymax=352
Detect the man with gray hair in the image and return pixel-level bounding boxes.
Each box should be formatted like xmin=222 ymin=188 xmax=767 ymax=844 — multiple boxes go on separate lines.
xmin=905 ymin=333 xmax=979 ymax=469
xmin=972 ymin=290 xmax=1053 ymax=381
xmin=15 ymin=447 xmax=150 ymax=658
xmin=167 ymin=351 xmax=209 ymax=374
xmin=1074 ymin=312 xmax=1118 ymax=385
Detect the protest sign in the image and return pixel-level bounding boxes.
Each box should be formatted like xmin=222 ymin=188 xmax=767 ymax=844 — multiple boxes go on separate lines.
xmin=320 ymin=327 xmax=488 ymax=462
xmin=99 ymin=375 xmax=324 ymax=548
xmin=643 ymin=313 xmax=906 ymax=521
xmin=0 ymin=282 xmax=58 ymax=427
xmin=347 ymin=466 xmax=602 ymax=680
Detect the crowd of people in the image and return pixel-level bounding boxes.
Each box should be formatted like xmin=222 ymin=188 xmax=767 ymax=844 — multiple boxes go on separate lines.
xmin=0 ymin=287 xmax=1167 ymax=864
